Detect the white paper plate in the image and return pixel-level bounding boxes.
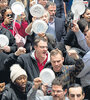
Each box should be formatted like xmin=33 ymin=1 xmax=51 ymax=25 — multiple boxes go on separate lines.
xmin=11 ymin=1 xmax=25 ymax=15
xmin=39 ymin=68 xmax=55 ymax=86
xmin=71 ymin=1 xmax=85 ymax=15
xmin=30 ymin=4 xmax=45 ymax=17
xmin=73 ymin=0 xmax=83 ymax=3
xmin=0 ymin=35 xmax=9 ymax=49
xmin=32 ymin=19 xmax=48 ymax=34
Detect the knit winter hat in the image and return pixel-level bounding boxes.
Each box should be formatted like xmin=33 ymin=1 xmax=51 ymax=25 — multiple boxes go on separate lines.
xmin=10 ymin=64 xmax=27 ymax=83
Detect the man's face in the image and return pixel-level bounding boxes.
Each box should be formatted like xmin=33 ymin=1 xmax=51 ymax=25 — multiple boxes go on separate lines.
xmin=34 ymin=40 xmax=48 ymax=58
xmin=68 ymin=87 xmax=85 ymax=100
xmin=85 ymin=29 xmax=90 ymax=47
xmin=50 ymin=54 xmax=64 ymax=72
xmin=52 ymin=85 xmax=66 ymax=100
xmin=15 ymin=75 xmax=27 ymax=92
xmin=83 ymin=9 xmax=90 ymax=22
xmin=48 ymin=5 xmax=56 ymax=19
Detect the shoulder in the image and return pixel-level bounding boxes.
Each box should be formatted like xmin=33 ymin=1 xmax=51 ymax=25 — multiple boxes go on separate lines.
xmin=62 ymin=65 xmax=75 ymax=71
xmin=55 ymin=17 xmax=65 ymax=24
xmin=2 ymin=27 xmax=12 ymax=35
xmin=26 ymin=81 xmax=33 ymax=92
xmin=83 ymin=51 xmax=90 ymax=62
xmin=55 ymin=0 xmax=63 ymax=4
xmin=2 ymin=83 xmax=12 ymax=98
xmin=83 ymin=51 xmax=90 ymax=58
xmin=83 ymin=51 xmax=90 ymax=66
xmin=55 ymin=17 xmax=63 ymax=21
xmin=39 ymin=96 xmax=53 ymax=100
xmin=19 ymin=53 xmax=31 ymax=59
xmin=15 ymin=22 xmax=21 ymax=27
xmin=27 ymin=81 xmax=33 ymax=88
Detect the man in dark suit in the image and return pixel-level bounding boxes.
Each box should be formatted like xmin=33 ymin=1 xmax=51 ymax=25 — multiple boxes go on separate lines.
xmin=45 ymin=1 xmax=66 ymax=42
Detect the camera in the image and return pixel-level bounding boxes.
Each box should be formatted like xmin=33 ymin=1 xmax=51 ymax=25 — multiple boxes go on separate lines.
xmin=46 ymin=86 xmax=52 ymax=95
xmin=65 ymin=11 xmax=74 ymax=28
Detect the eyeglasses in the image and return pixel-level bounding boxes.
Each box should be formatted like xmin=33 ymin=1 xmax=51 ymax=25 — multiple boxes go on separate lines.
xmin=52 ymin=90 xmax=63 ymax=93
xmin=6 ymin=14 xmax=13 ymax=18
xmin=39 ymin=46 xmax=48 ymax=49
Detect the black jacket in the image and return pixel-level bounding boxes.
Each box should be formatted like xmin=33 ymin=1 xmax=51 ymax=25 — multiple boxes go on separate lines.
xmin=1 ymin=81 xmax=32 ymax=100
xmin=0 ymin=52 xmax=10 ymax=83
xmin=64 ymin=30 xmax=83 ymax=49
xmin=64 ymin=30 xmax=86 ymax=57
xmin=4 ymin=51 xmax=51 ymax=82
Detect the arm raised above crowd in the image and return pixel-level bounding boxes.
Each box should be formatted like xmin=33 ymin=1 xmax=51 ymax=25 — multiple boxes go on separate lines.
xmin=27 ymin=77 xmax=42 ymax=100
xmin=71 ymin=22 xmax=90 ymax=52
xmin=4 ymin=47 xmax=26 ymax=68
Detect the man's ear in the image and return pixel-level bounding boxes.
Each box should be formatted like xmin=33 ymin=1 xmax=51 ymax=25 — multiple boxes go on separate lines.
xmin=82 ymin=93 xmax=85 ymax=100
xmin=34 ymin=45 xmax=37 ymax=50
xmin=81 ymin=14 xmax=85 ymax=18
xmin=62 ymin=57 xmax=64 ymax=63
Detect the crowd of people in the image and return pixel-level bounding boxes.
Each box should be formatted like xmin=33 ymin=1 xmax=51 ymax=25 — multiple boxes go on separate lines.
xmin=0 ymin=0 xmax=90 ymax=100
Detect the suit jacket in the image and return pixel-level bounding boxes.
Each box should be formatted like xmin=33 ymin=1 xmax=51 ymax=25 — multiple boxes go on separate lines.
xmin=55 ymin=17 xmax=66 ymax=42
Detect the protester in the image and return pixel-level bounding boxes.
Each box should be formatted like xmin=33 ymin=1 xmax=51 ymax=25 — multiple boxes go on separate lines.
xmin=27 ymin=77 xmax=67 ymax=100
xmin=4 ymin=36 xmax=51 ymax=82
xmin=1 ymin=6 xmax=29 ymax=47
xmin=67 ymin=84 xmax=85 ymax=100
xmin=64 ymin=18 xmax=88 ymax=59
xmin=72 ymin=19 xmax=90 ymax=100
xmin=72 ymin=20 xmax=90 ymax=52
xmin=50 ymin=48 xmax=82 ymax=88
xmin=80 ymin=7 xmax=90 ymax=23
xmin=1 ymin=6 xmax=28 ymax=37
xmin=1 ymin=64 xmax=32 ymax=100
xmin=9 ymin=0 xmax=30 ymax=23
xmin=45 ymin=1 xmax=66 ymax=42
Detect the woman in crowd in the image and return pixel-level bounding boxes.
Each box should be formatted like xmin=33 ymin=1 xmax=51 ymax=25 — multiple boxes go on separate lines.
xmin=1 ymin=6 xmax=29 ymax=47
xmin=80 ymin=7 xmax=90 ymax=26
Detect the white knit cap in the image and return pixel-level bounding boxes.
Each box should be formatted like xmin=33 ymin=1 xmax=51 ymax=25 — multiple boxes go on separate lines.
xmin=10 ymin=64 xmax=27 ymax=83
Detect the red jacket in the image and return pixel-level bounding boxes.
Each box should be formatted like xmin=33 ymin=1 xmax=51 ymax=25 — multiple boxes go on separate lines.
xmin=1 ymin=20 xmax=28 ymax=38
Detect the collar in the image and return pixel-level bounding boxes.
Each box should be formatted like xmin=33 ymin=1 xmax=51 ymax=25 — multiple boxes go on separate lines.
xmin=48 ymin=18 xmax=55 ymax=24
xmin=30 ymin=50 xmax=50 ymax=63
xmin=55 ymin=71 xmax=63 ymax=77
xmin=35 ymin=51 xmax=48 ymax=64
xmin=2 ymin=22 xmax=13 ymax=30
xmin=52 ymin=67 xmax=63 ymax=77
